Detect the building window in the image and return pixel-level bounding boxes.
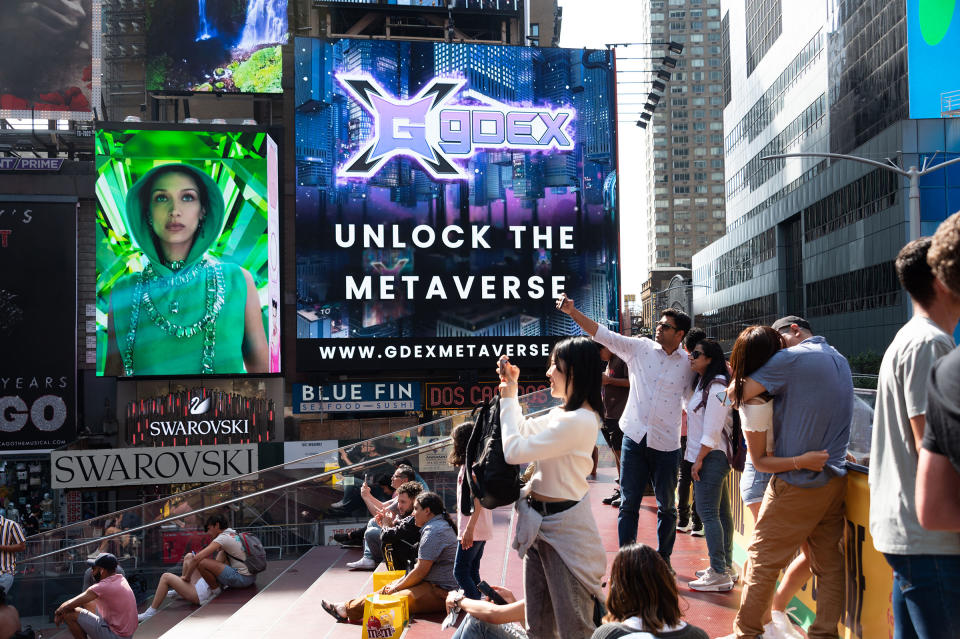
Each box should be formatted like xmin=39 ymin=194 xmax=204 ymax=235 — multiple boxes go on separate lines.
xmin=806 ymin=262 xmax=901 ymax=318
xmin=745 ymin=0 xmax=782 ymax=76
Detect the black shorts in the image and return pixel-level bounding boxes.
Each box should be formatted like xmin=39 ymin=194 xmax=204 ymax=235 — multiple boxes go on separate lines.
xmin=600 ymin=418 xmax=624 ymax=453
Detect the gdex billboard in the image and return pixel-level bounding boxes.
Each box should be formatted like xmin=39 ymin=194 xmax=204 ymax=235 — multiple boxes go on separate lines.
xmin=295 ymin=38 xmax=620 ymax=371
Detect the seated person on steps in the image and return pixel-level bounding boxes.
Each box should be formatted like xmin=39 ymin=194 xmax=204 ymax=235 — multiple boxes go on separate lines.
xmin=138 ymin=513 xmax=254 ymax=622
xmin=54 ymin=553 xmax=138 ymax=639
xmin=322 ymin=491 xmax=459 ymax=622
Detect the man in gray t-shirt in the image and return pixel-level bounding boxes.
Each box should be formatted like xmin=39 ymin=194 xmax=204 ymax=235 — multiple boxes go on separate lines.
xmin=870 ymin=237 xmax=960 ymax=639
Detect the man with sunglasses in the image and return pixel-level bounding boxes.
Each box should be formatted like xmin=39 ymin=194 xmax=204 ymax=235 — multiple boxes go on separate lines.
xmin=557 ymin=293 xmax=694 ymax=570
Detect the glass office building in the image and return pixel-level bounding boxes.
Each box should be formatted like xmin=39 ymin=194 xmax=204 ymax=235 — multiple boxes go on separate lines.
xmin=692 ymin=0 xmax=958 ymax=358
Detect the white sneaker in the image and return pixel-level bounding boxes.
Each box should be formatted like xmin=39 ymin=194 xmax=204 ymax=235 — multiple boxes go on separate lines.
xmin=770 ymin=610 xmax=804 ymax=639
xmin=688 ymin=567 xmax=734 ymax=592
xmin=195 ymin=578 xmax=222 ymax=606
xmin=137 ymin=607 xmax=157 ymax=623
xmin=695 ymin=566 xmax=739 ymax=582
xmin=346 ymin=557 xmax=377 ymax=571
xmin=166 ymin=589 xmax=181 ymax=599
xmin=763 ymin=619 xmax=793 ymax=639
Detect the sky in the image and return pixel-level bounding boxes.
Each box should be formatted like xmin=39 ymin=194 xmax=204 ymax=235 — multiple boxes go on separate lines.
xmin=557 ymin=0 xmax=650 ymax=299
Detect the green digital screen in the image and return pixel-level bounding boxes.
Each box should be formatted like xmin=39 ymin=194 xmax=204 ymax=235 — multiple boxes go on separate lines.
xmin=95 ymin=126 xmax=281 ymax=377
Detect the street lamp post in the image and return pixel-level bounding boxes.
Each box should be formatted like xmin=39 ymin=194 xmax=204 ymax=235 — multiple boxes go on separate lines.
xmin=762 ymin=152 xmax=960 ymax=241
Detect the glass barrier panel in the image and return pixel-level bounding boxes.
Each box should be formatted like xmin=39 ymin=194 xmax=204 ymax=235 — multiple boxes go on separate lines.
xmin=16 ymin=388 xmax=559 ymax=618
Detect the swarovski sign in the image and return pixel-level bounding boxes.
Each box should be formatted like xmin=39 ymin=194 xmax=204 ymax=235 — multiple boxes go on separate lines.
xmin=337 ymin=74 xmax=576 ymax=180
xmin=52 ymin=444 xmax=258 ymax=488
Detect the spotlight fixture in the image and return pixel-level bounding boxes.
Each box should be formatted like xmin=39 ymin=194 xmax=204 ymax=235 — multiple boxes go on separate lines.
xmin=661 ymin=56 xmax=677 ymax=69
xmin=651 ymin=80 xmax=666 ymax=92
xmin=637 ymin=120 xmax=648 ymax=128
xmin=667 ymin=41 xmax=684 ymax=55
xmin=644 ymin=102 xmax=658 ymax=112
xmin=647 ymin=92 xmax=660 ymax=104
xmin=639 ymin=112 xmax=652 ymax=121
xmin=656 ymin=69 xmax=671 ymax=82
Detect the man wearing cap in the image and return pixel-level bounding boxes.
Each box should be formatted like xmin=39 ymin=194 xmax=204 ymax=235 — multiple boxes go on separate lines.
xmin=725 ymin=315 xmax=853 ymax=639
xmin=54 ymin=553 xmax=137 ymax=639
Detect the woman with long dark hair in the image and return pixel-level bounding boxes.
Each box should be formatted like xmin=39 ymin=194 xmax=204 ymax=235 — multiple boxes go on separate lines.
xmin=322 ymin=491 xmax=460 ymax=623
xmin=592 ymin=544 xmax=707 ymax=638
xmin=498 ymin=336 xmax=606 ymax=638
xmin=104 ymin=164 xmax=268 ymax=376
xmin=728 ymin=325 xmax=828 ymax=638
xmin=684 ymin=339 xmax=736 ymax=593
xmin=448 ymin=422 xmax=494 ymax=599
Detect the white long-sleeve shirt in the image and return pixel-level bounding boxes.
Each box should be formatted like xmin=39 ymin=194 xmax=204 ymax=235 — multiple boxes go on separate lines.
xmin=593 ymin=325 xmax=695 ymax=451
xmin=499 ymin=396 xmax=600 ymax=501
xmin=683 ymin=378 xmax=732 ymax=463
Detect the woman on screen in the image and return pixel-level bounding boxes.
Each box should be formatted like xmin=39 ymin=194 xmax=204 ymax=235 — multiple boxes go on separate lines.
xmin=104 ymin=163 xmax=268 ymax=376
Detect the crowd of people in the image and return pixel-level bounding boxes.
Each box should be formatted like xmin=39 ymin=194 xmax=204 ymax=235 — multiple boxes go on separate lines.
xmin=3 ymin=214 xmax=958 ymax=639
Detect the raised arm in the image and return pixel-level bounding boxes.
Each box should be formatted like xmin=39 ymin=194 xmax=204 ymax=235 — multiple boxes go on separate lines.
xmin=556 ymin=293 xmax=598 ymax=336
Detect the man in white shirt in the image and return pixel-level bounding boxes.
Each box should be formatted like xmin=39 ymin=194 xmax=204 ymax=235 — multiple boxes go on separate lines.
xmin=558 ymin=294 xmax=694 ymax=568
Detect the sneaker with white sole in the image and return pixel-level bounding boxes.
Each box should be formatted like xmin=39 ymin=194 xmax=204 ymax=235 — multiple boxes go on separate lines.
xmin=690 ymin=524 xmax=704 ymax=537
xmin=346 ymin=557 xmax=377 ymax=571
xmin=194 ymin=578 xmax=221 ymax=606
xmin=138 ymin=607 xmax=157 ymax=623
xmin=688 ymin=567 xmax=734 ymax=592
xmin=763 ymin=618 xmax=794 ymax=639
xmin=697 ymin=566 xmax=740 ymax=583
xmin=676 ymin=520 xmax=693 ymax=533
xmin=770 ymin=610 xmax=804 ymax=639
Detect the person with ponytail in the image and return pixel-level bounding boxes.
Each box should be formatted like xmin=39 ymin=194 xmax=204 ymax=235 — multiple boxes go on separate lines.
xmin=322 ymin=491 xmax=459 ymax=623
xmin=498 ymin=336 xmax=607 ymax=638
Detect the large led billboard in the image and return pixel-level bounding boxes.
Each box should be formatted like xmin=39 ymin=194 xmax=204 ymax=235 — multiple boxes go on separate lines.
xmin=907 ymin=0 xmax=960 ymax=118
xmin=295 ymin=38 xmax=620 ymax=370
xmin=0 ymin=0 xmax=96 ymax=117
xmin=95 ymin=125 xmax=281 ymax=377
xmin=146 ymin=0 xmax=288 ymax=93
xmin=0 ymin=199 xmax=77 ymax=451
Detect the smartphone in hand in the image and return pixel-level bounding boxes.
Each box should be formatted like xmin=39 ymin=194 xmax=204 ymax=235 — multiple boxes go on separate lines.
xmin=476 ymin=581 xmax=507 ymax=605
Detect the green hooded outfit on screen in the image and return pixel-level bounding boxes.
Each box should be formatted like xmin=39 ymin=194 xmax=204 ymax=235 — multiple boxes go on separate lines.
xmin=111 ymin=163 xmax=248 ymax=375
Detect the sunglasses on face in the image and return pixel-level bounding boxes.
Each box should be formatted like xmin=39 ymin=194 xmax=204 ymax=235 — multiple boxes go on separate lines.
xmin=690 ymin=350 xmax=705 ymax=359
xmin=656 ymin=321 xmax=678 ymax=331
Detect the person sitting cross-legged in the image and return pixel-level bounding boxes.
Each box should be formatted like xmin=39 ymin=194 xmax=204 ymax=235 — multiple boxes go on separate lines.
xmin=321 ymin=491 xmax=459 ymax=623
xmin=54 ymin=553 xmax=137 ymax=639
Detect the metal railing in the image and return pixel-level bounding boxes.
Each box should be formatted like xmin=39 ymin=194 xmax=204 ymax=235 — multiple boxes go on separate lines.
xmin=12 ymin=389 xmax=560 ymax=617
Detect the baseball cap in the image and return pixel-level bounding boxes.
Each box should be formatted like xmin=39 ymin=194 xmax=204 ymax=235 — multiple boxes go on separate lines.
xmin=771 ymin=315 xmax=811 ymax=333
xmin=93 ymin=553 xmax=118 ymax=571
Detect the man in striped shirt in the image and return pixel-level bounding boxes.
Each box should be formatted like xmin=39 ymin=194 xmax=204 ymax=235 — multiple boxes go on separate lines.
xmin=0 ymin=515 xmax=25 ymax=595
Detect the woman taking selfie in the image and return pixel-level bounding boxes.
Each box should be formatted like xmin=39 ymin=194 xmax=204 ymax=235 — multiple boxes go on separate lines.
xmin=497 ymin=337 xmax=606 ymax=639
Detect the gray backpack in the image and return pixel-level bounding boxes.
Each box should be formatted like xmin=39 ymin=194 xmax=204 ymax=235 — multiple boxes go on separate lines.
xmin=225 ymin=531 xmax=267 ymax=574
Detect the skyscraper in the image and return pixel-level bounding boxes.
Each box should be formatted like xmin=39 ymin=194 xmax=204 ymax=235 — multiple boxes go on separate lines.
xmin=647 ymin=0 xmax=727 ymax=270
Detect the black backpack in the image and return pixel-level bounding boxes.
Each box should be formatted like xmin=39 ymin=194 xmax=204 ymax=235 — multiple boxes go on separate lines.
xmin=464 ymin=395 xmax=522 ymax=510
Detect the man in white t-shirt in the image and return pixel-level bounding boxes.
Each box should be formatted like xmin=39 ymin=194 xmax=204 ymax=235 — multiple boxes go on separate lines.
xmin=558 ymin=293 xmax=695 ymax=569
xmin=870 ymin=235 xmax=960 ymax=638
xmin=193 ymin=514 xmax=256 ymax=591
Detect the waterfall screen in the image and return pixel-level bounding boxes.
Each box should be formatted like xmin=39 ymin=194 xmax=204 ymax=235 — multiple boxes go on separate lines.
xmin=146 ymin=0 xmax=287 ymax=92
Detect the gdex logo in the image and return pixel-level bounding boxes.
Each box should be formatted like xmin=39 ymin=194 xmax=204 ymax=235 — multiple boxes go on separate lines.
xmin=337 ymin=74 xmax=576 ymax=180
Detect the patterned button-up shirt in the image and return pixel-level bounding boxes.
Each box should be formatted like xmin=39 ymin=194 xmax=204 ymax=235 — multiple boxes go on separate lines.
xmin=594 ymin=325 xmax=695 ymax=451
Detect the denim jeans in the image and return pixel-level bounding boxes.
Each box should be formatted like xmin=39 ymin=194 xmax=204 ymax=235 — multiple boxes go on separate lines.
xmin=884 ymin=553 xmax=960 ymax=639
xmin=362 ymin=518 xmax=383 ymax=562
xmin=678 ymin=437 xmax=700 ymax=528
xmin=618 ymin=434 xmax=681 ymax=562
xmin=0 ymin=573 xmax=11 ymax=598
xmin=454 ymin=540 xmax=487 ymax=600
xmin=452 ymin=616 xmax=528 ymax=639
xmin=523 ymin=539 xmax=598 ymax=639
xmin=692 ymin=449 xmax=733 ymax=574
